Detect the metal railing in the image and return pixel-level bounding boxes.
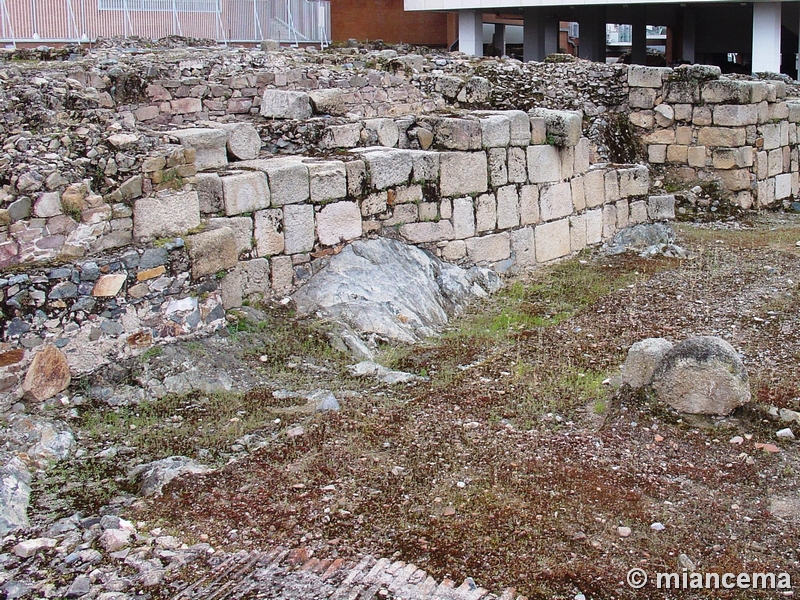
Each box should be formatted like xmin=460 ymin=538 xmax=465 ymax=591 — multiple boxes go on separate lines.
xmin=0 ymin=0 xmax=330 ymax=46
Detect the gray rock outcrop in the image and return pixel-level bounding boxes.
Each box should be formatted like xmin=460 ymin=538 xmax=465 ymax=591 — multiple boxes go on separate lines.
xmin=651 ymin=336 xmax=751 ymax=415
xmin=292 ymin=238 xmax=501 ymax=346
xmin=128 ymin=456 xmax=211 ymax=497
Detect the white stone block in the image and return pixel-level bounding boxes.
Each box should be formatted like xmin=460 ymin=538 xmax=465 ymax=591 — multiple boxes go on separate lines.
xmin=647 ymin=195 xmax=676 ymax=220
xmin=519 ymin=184 xmax=539 ymax=225
xmin=602 ymin=204 xmax=617 ymax=239
xmin=260 ymin=89 xmax=312 ymax=119
xmin=208 ymin=216 xmax=253 ymax=255
xmin=479 ymin=113 xmax=511 ymax=148
xmin=476 ymin=193 xmax=497 ymax=232
xmin=316 ymin=201 xmax=362 ymax=246
xmin=540 ymin=182 xmax=573 ymax=222
xmin=583 ymin=169 xmax=605 ymax=208
xmin=452 ymin=197 xmax=476 ymax=239
xmin=360 ymin=149 xmax=414 ymax=190
xmin=466 ymin=233 xmax=511 ymax=263
xmin=713 ymin=104 xmax=758 ymax=127
xmin=535 ymin=218 xmax=570 ymax=263
xmin=528 ymin=108 xmax=582 ymax=146
xmin=408 ymin=150 xmax=440 ymax=182
xmin=399 ymin=221 xmax=455 ymax=243
xmin=440 ymin=152 xmax=488 ymax=197
xmin=618 ymin=165 xmax=649 ymax=197
xmin=307 ymin=161 xmax=347 ymax=202
xmin=571 ymin=176 xmax=585 ymax=212
xmin=496 ymin=185 xmax=520 ymax=230
xmin=133 ymin=191 xmax=200 ymax=240
xmin=560 ymin=146 xmax=574 ymax=180
xmin=507 ymin=147 xmax=527 ymax=183
xmin=441 ymin=240 xmax=466 ymax=261
xmin=283 ymin=204 xmax=315 ymax=254
xmin=395 ymin=185 xmax=423 ymax=204
xmin=508 ymin=110 xmax=532 ymax=146
xmin=527 ymin=146 xmax=561 ymax=184
xmin=604 ymin=170 xmax=620 ymax=203
xmin=172 ymin=128 xmax=228 ymax=171
xmin=488 ymin=148 xmax=508 ymax=187
xmin=510 ymin=226 xmax=536 ymax=266
xmin=586 ymin=208 xmax=603 ymax=244
xmin=775 ymin=173 xmax=792 ymax=200
xmin=238 ymin=158 xmax=309 ymax=206
xmin=629 ymin=200 xmax=648 ymax=224
xmin=253 ymin=209 xmax=284 ymax=256
xmin=574 ymin=138 xmax=590 ymax=175
xmin=361 ymin=192 xmax=388 ymax=217
xmin=616 ymin=199 xmax=629 ymax=229
xmin=628 ymin=65 xmax=670 ymax=88
xmin=569 ymin=214 xmax=587 ymax=252
xmin=271 ymin=255 xmax=294 ymax=290
xmin=364 ymin=118 xmax=400 ymax=147
xmin=221 ymin=171 xmax=270 ymax=216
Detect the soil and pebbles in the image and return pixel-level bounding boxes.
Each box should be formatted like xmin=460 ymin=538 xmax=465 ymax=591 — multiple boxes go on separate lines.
xmin=1 ymin=214 xmax=799 ymax=599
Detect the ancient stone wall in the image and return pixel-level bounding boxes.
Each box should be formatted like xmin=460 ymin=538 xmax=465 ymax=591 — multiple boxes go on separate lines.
xmin=627 ymin=64 xmax=800 ymax=209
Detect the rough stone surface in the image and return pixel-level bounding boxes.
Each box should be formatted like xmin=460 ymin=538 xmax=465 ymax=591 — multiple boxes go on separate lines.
xmin=260 ymin=90 xmax=312 ymax=119
xmin=128 ymin=457 xmax=212 ymax=497
xmin=187 ymin=227 xmax=238 ymax=279
xmin=222 ymin=171 xmax=270 ymax=216
xmin=22 ymin=345 xmax=71 ymax=402
xmin=621 ymin=338 xmax=675 ymax=389
xmin=133 ymin=192 xmax=201 ymax=240
xmin=439 ymin=152 xmax=488 ymax=197
xmin=172 ymin=128 xmax=228 ymax=171
xmin=316 ymin=201 xmax=362 ymax=246
xmin=293 ymin=238 xmax=501 ymax=345
xmin=651 ymin=336 xmax=751 ymax=415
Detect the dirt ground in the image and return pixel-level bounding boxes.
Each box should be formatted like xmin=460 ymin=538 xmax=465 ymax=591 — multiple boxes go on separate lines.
xmin=35 ymin=213 xmax=800 ymax=599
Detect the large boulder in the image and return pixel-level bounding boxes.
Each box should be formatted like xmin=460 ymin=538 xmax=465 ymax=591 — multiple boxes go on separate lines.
xmin=651 ymin=336 xmax=751 ymax=415
xmin=0 ymin=457 xmax=31 ymax=535
xmin=128 ymin=456 xmax=211 ymax=497
xmin=293 ymin=237 xmax=501 ymax=346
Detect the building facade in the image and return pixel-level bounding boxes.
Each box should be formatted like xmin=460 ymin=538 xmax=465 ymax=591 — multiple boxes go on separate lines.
xmin=404 ymin=0 xmax=800 ymax=76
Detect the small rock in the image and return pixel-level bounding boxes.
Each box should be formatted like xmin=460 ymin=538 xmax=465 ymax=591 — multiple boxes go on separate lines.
xmin=729 ymin=435 xmax=744 ymax=444
xmin=93 ymin=273 xmax=127 ymax=297
xmin=678 ymin=553 xmax=696 ymax=570
xmin=650 ymin=522 xmax=665 ymax=531
xmin=617 ymin=526 xmax=632 ymax=538
xmin=66 ymin=575 xmax=91 ymax=598
xmin=776 ymin=428 xmax=795 ymax=440
xmin=99 ymin=528 xmax=132 ymax=552
xmin=22 ymin=344 xmax=71 ymax=402
xmin=311 ymin=390 xmax=340 ymax=412
xmin=13 ymin=537 xmax=57 ymax=558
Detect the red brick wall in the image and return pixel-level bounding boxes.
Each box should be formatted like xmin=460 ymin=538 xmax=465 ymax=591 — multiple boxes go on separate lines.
xmin=331 ymin=0 xmax=449 ymax=46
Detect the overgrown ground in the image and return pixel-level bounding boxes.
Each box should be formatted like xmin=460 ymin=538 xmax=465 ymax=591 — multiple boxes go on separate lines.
xmin=33 ymin=214 xmax=800 ymax=599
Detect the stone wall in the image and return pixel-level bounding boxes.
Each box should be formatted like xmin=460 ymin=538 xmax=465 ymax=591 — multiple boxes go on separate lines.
xmin=154 ymin=109 xmax=664 ymax=310
xmin=627 ymin=64 xmax=800 ymax=209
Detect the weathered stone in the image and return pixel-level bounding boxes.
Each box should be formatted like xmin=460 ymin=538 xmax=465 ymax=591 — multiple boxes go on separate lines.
xmin=260 ymin=89 xmax=312 ymax=119
xmin=21 ymin=345 xmax=71 ymax=402
xmin=221 ymin=171 xmax=270 ymax=215
xmin=527 ymin=145 xmax=561 ymax=183
xmin=701 ymin=80 xmax=750 ymax=104
xmin=309 ymin=88 xmax=348 ymax=116
xmin=13 ymin=537 xmax=57 ymax=558
xmin=478 ymin=113 xmax=511 ymax=148
xmin=171 ymin=128 xmax=227 ymax=171
xmin=535 ymin=218 xmax=570 ymax=262
xmin=540 ymin=182 xmax=572 ymax=222
xmin=33 ymin=192 xmax=62 ymax=218
xmin=207 ymin=216 xmax=252 ymax=255
xmin=466 ymin=233 xmax=511 ymax=263
xmin=488 ymin=147 xmax=508 ymax=187
xmin=629 ymin=87 xmax=657 ymax=110
xmin=528 ymin=108 xmax=582 ymax=146
xmin=426 ymin=116 xmax=481 ymax=150
xmin=452 ymin=197 xmax=476 ymax=239
xmin=239 ymin=158 xmax=309 ymax=205
xmin=283 ymin=204 xmax=315 ymax=254
xmin=621 ymin=338 xmax=675 ymax=389
xmin=187 ymin=227 xmax=238 ymax=279
xmin=133 ymin=191 xmax=200 ymax=240
xmin=317 ymin=201 xmax=362 ymax=246
xmin=92 ymin=274 xmax=126 ymax=297
xmin=211 ymin=122 xmax=261 ymax=160
xmin=293 ymin=237 xmax=500 ymax=345
xmin=271 ymin=255 xmax=294 ymax=290
xmin=713 ymin=104 xmax=758 ymax=127
xmin=322 ymin=123 xmax=363 ymax=149
xmin=628 ymin=65 xmax=670 ymax=87
xmin=361 ymin=149 xmax=413 ymax=190
xmin=364 ymin=118 xmax=400 ymax=147
xmin=569 ymin=213 xmax=587 ymax=251
xmin=399 ymin=221 xmax=454 ymax=244
xmin=194 ymin=173 xmax=224 ymax=214
xmin=496 ymin=185 xmax=520 ymax=230
xmin=439 ymin=152 xmax=488 ymax=197
xmin=618 ymin=165 xmax=649 ymax=196
xmin=307 ymin=161 xmax=347 ymax=202
xmin=697 ymin=127 xmax=746 ymax=147
xmin=253 ymin=209 xmax=284 ymax=256
xmin=508 ymin=146 xmax=527 ymax=183
xmin=651 ymin=336 xmax=751 ymax=415
xmin=519 ymin=185 xmax=539 ymax=225
xmin=510 ymin=226 xmax=536 ymax=266
xmin=361 ymin=191 xmax=388 ymax=216
xmin=129 ymin=457 xmax=211 ymax=497
xmin=586 ymin=208 xmax=603 ymax=244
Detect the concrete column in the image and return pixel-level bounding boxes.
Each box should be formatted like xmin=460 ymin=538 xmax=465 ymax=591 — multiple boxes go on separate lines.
xmin=459 ymin=9 xmax=483 ymax=57
xmin=523 ymin=7 xmax=544 ymax=62
xmin=752 ymin=2 xmax=781 ymax=73
xmin=543 ymin=17 xmax=559 ymax=56
xmin=631 ymin=9 xmax=647 ymax=65
xmin=681 ymin=7 xmax=695 ymax=63
xmin=578 ymin=6 xmax=606 ymax=62
xmin=492 ymin=23 xmax=506 ymax=57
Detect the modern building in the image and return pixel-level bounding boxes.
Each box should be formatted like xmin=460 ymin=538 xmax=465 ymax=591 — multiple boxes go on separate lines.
xmin=331 ymin=0 xmax=451 ymax=46
xmin=404 ymin=0 xmax=800 ymax=76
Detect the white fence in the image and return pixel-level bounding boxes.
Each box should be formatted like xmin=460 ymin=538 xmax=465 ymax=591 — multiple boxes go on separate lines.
xmin=0 ymin=0 xmax=330 ymax=45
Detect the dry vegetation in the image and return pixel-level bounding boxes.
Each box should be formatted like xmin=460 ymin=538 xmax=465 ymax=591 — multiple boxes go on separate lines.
xmin=36 ymin=214 xmax=800 ymax=599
